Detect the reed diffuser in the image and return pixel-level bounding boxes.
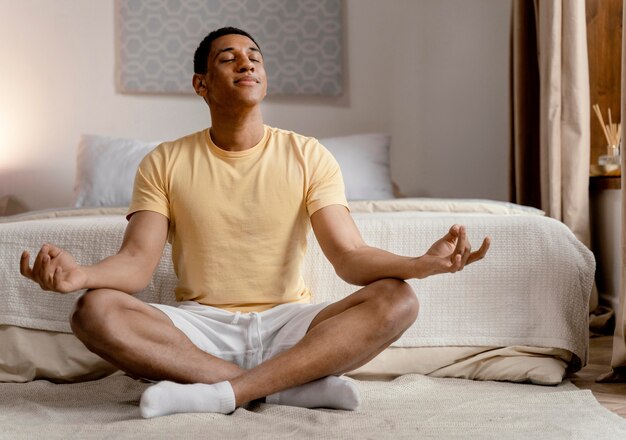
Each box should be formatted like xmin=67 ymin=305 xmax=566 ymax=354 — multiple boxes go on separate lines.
xmin=593 ymin=104 xmax=622 ymax=169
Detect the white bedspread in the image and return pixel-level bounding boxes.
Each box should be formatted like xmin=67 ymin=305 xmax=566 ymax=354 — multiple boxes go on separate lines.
xmin=0 ymin=202 xmax=594 ymax=367
xmin=306 ymin=212 xmax=593 ymax=364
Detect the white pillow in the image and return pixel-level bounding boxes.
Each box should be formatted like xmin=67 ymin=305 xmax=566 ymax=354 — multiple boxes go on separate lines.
xmin=319 ymin=133 xmax=394 ymax=200
xmin=74 ymin=134 xmax=159 ymax=207
xmin=73 ymin=132 xmax=396 ymax=207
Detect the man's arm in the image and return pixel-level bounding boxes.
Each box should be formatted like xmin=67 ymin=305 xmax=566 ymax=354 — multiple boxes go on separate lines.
xmin=20 ymin=210 xmax=169 ymax=294
xmin=310 ymin=204 xmax=490 ymax=286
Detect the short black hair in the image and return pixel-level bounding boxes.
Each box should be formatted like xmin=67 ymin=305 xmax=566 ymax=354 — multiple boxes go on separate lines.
xmin=193 ymin=27 xmax=261 ymax=74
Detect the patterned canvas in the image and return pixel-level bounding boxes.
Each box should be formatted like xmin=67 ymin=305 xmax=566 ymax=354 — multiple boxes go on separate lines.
xmin=116 ymin=0 xmax=343 ymax=96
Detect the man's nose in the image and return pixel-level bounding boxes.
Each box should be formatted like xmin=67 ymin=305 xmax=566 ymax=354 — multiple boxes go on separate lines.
xmin=237 ymin=59 xmax=254 ymax=72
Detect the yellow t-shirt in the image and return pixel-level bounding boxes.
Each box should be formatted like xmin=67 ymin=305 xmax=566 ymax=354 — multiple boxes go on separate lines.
xmin=128 ymin=125 xmax=348 ymax=312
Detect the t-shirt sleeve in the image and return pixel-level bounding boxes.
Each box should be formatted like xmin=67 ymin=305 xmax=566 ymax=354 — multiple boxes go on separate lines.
xmin=305 ymin=140 xmax=349 ymax=216
xmin=126 ymin=146 xmax=170 ymax=220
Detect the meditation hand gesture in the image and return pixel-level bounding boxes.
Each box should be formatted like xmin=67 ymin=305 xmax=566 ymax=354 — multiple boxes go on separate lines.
xmin=20 ymin=244 xmax=87 ymax=293
xmin=415 ymin=224 xmax=490 ymax=279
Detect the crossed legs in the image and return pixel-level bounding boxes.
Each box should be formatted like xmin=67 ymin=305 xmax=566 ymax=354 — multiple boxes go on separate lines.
xmin=70 ymin=278 xmax=419 ymax=413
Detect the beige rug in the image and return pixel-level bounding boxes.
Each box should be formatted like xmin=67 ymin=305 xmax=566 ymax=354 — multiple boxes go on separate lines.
xmin=1 ymin=374 xmax=625 ymax=439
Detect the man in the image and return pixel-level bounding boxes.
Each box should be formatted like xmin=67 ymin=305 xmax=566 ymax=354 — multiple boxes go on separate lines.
xmin=20 ymin=27 xmax=490 ymax=418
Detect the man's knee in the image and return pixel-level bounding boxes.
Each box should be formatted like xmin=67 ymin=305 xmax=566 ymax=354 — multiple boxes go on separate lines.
xmin=368 ymin=279 xmax=419 ymax=333
xmin=70 ymin=289 xmax=126 ymax=340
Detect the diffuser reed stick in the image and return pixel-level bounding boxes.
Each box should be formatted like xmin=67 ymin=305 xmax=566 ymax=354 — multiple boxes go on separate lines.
xmin=593 ymin=104 xmax=621 ymax=149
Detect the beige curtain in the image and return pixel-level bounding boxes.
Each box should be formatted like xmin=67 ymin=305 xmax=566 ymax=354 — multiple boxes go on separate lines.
xmin=511 ymin=0 xmax=595 ymax=303
xmin=538 ymin=0 xmax=590 ymax=246
xmin=600 ymin=0 xmax=626 ymax=380
xmin=510 ymin=0 xmax=541 ymax=208
xmin=511 ymin=0 xmax=591 ymax=242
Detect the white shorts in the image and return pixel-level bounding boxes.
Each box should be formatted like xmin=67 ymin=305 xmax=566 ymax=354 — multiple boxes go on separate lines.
xmin=151 ymin=301 xmax=330 ymax=370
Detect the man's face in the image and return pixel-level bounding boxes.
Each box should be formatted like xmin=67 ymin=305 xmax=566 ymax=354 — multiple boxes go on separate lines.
xmin=194 ymin=34 xmax=267 ymax=109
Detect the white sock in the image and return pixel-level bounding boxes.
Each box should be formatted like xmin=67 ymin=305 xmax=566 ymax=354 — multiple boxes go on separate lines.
xmin=266 ymin=376 xmax=361 ymax=410
xmin=140 ymin=380 xmax=236 ymax=418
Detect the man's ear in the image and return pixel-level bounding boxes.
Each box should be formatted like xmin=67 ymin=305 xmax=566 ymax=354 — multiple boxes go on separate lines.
xmin=192 ymin=73 xmax=207 ymax=96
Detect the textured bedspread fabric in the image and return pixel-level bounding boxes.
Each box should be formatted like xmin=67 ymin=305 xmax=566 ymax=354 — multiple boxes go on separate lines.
xmin=1 ymin=216 xmax=177 ymax=331
xmin=304 ymin=212 xmax=594 ymax=367
xmin=1 ymin=374 xmax=625 ymax=439
xmin=0 ymin=207 xmax=594 ymax=368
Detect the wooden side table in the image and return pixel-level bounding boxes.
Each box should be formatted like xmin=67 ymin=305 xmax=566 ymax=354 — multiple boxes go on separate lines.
xmin=589 ymin=176 xmax=622 ymax=322
xmin=589 ymin=175 xmax=621 ymax=191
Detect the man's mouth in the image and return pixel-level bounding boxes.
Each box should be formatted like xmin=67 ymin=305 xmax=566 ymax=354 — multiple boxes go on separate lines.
xmin=235 ymin=76 xmax=259 ymax=84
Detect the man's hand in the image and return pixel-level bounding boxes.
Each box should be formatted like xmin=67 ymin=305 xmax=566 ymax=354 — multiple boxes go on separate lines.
xmin=414 ymin=224 xmax=490 ymax=279
xmin=20 ymin=244 xmax=87 ymax=293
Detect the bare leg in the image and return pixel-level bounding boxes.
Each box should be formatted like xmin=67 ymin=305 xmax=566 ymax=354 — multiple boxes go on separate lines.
xmin=70 ymin=289 xmax=244 ymax=383
xmin=72 ymin=279 xmax=418 ymax=413
xmin=230 ymin=278 xmax=419 ymax=405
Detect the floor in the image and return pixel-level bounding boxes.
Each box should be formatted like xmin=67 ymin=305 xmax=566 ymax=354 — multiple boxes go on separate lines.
xmin=568 ymin=335 xmax=626 ymax=417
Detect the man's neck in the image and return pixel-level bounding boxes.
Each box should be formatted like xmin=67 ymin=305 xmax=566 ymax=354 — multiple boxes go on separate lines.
xmin=209 ymin=107 xmax=265 ymax=152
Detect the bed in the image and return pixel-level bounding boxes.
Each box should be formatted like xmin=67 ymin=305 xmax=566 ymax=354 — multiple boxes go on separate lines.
xmin=0 ymin=196 xmax=593 ymax=386
xmin=0 ymin=133 xmax=597 ymax=437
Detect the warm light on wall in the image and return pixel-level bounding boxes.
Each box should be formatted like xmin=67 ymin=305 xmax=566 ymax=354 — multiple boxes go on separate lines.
xmin=0 ymin=114 xmax=6 ymax=168
xmin=0 ymin=109 xmax=19 ymax=171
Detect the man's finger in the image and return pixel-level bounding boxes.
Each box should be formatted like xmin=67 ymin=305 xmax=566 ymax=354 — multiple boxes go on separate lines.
xmin=439 ymin=224 xmax=460 ymax=246
xmin=451 ymin=253 xmax=462 ymax=272
xmin=47 ymin=244 xmax=62 ymax=258
xmin=460 ymin=243 xmax=472 ymax=268
xmin=467 ymin=237 xmax=491 ymax=265
xmin=40 ymin=254 xmax=53 ymax=286
xmin=20 ymin=251 xmax=33 ymax=279
xmin=32 ymin=244 xmax=49 ymax=275
xmin=452 ymin=225 xmax=466 ymax=257
xmin=446 ymin=224 xmax=460 ymax=241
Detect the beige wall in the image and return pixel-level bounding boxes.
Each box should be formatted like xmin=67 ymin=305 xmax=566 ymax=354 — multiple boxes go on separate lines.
xmin=0 ymin=0 xmax=511 ymax=211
